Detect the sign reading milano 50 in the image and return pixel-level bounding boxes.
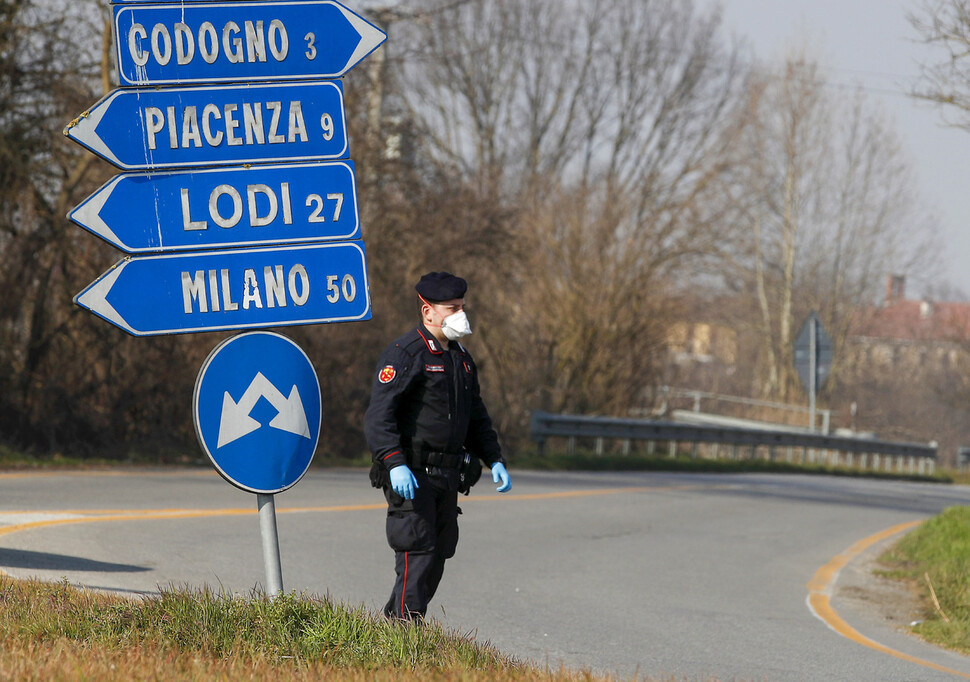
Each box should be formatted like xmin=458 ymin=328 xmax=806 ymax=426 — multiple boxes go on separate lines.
xmin=75 ymin=242 xmax=370 ymax=336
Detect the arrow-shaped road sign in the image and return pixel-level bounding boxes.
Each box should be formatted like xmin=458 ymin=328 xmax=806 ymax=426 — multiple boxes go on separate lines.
xmin=115 ymin=1 xmax=386 ymax=86
xmin=74 ymin=241 xmax=370 ymax=336
xmin=218 ymin=371 xmax=310 ymax=448
xmin=69 ymin=161 xmax=359 ymax=253
xmin=63 ymin=81 xmax=347 ymax=170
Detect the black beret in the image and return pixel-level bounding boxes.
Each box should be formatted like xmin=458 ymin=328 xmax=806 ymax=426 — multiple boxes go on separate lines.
xmin=415 ymin=271 xmax=467 ymax=302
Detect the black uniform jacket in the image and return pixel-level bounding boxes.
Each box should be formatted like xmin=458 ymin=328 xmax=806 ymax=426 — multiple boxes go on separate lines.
xmin=364 ymin=323 xmax=504 ymax=472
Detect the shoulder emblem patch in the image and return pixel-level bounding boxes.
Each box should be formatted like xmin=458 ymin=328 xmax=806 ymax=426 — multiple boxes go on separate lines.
xmin=378 ymin=365 xmax=397 ymax=384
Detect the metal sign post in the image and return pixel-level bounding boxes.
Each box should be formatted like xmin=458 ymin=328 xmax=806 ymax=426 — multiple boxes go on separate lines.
xmin=809 ymin=315 xmax=817 ymax=432
xmin=257 ymin=494 xmax=284 ymax=596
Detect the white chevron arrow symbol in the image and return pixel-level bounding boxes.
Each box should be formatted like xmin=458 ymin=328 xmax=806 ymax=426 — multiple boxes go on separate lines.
xmin=335 ymin=3 xmax=388 ymax=75
xmin=217 ymin=372 xmax=310 ymax=448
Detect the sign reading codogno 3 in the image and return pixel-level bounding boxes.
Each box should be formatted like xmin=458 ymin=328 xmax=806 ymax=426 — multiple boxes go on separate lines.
xmin=115 ymin=1 xmax=386 ymax=86
xmin=194 ymin=331 xmax=321 ymax=494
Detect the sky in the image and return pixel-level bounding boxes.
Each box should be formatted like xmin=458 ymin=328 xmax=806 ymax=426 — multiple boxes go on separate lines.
xmin=716 ymin=0 xmax=970 ymax=300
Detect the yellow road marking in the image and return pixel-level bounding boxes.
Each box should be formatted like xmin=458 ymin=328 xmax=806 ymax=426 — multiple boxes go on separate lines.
xmin=0 ymin=484 xmax=707 ymax=584
xmin=0 ymin=483 xmax=737 ymax=551
xmin=0 ymin=487 xmax=670 ymax=538
xmin=0 ymin=484 xmax=714 ymax=526
xmin=807 ymin=520 xmax=970 ymax=679
xmin=0 ymin=469 xmax=214 ymax=480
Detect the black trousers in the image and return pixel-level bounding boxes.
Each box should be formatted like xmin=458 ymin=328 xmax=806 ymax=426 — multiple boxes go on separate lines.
xmin=382 ymin=469 xmax=459 ymax=619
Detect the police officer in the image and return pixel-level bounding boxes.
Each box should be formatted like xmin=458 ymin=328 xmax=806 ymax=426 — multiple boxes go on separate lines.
xmin=364 ymin=271 xmax=511 ymax=620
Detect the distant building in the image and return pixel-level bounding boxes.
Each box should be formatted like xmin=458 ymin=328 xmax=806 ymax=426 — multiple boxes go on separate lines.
xmin=849 ymin=275 xmax=970 ymax=369
xmin=666 ymin=321 xmax=738 ymax=366
xmin=664 ymin=274 xmax=970 ymax=374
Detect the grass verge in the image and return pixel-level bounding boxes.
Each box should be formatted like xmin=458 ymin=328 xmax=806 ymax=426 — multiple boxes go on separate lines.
xmin=0 ymin=444 xmax=98 ymax=470
xmin=879 ymin=506 xmax=970 ymax=652
xmin=0 ymin=577 xmax=619 ymax=681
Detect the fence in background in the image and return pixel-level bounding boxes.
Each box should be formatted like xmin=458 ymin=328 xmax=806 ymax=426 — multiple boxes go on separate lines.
xmin=530 ymin=411 xmax=937 ymax=475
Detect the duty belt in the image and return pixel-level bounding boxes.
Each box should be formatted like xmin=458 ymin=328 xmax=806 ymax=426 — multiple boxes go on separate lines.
xmin=407 ymin=447 xmax=463 ymax=470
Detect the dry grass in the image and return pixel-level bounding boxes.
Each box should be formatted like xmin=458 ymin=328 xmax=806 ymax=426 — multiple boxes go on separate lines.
xmin=0 ymin=577 xmax=707 ymax=681
xmin=0 ymin=639 xmax=599 ymax=682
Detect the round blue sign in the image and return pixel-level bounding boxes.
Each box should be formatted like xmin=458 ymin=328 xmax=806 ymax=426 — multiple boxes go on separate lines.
xmin=194 ymin=332 xmax=321 ymax=494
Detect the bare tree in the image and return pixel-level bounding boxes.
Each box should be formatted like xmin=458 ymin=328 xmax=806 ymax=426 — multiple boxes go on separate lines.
xmin=0 ymin=0 xmax=218 ymax=455
xmin=721 ymin=54 xmax=938 ymax=403
xmin=380 ymin=0 xmax=749 ymax=440
xmin=1 ymin=0 xmax=102 ymax=446
xmin=909 ymin=0 xmax=970 ymax=127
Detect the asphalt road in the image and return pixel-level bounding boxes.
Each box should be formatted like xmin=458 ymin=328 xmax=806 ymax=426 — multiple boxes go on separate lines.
xmin=2 ymin=467 xmax=970 ymax=681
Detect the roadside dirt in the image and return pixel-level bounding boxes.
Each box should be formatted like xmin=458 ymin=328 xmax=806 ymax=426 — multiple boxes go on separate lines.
xmin=837 ymin=548 xmax=929 ymax=633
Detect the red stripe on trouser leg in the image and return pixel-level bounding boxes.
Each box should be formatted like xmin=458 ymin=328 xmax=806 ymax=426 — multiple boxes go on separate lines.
xmin=401 ymin=552 xmax=408 ymax=616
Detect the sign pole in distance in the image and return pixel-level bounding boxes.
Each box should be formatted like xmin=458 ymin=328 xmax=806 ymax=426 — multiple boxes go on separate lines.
xmin=793 ymin=311 xmax=833 ymax=432
xmin=809 ymin=316 xmax=817 ymax=432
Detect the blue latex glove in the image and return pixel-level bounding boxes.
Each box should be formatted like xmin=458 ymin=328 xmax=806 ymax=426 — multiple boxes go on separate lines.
xmin=389 ymin=465 xmax=418 ymax=500
xmin=491 ymin=462 xmax=511 ymax=493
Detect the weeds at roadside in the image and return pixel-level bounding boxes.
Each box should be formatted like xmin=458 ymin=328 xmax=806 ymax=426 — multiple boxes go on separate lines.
xmin=879 ymin=506 xmax=970 ymax=652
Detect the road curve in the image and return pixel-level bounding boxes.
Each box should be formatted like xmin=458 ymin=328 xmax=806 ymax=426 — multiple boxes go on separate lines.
xmin=1 ymin=467 xmax=970 ymax=681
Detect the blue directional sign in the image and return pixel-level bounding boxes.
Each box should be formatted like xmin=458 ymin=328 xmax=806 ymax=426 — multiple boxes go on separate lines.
xmin=115 ymin=1 xmax=386 ymax=86
xmin=194 ymin=331 xmax=321 ymax=494
xmin=74 ymin=241 xmax=370 ymax=336
xmin=63 ymin=80 xmax=347 ymax=170
xmin=69 ymin=161 xmax=359 ymax=254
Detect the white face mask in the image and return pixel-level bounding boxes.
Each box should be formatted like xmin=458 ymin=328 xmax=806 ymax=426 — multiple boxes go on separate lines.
xmin=441 ymin=310 xmax=472 ymax=340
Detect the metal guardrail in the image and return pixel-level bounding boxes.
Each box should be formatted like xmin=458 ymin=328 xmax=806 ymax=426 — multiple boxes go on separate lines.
xmin=530 ymin=411 xmax=937 ymax=474
xmin=652 ymin=386 xmax=832 ymax=433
